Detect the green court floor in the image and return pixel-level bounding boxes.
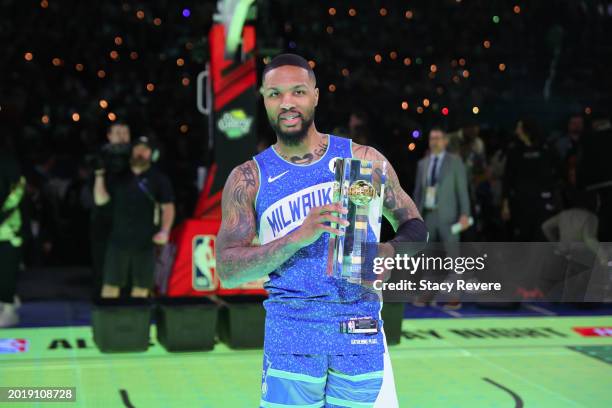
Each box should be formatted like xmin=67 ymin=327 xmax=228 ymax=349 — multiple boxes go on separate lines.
xmin=1 ymin=316 xmax=611 ymax=407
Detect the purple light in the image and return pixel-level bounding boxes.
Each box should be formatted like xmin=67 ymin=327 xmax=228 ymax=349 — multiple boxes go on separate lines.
xmin=182 ymin=8 xmax=191 ymax=18
xmin=412 ymin=130 xmax=420 ymax=138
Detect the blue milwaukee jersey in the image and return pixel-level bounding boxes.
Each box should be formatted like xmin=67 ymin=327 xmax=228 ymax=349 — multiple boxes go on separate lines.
xmin=253 ymin=135 xmax=385 ymax=355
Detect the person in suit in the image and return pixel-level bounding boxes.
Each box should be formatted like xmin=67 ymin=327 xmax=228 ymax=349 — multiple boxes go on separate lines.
xmin=413 ymin=127 xmax=471 ymax=308
xmin=414 ymin=127 xmax=471 ymax=243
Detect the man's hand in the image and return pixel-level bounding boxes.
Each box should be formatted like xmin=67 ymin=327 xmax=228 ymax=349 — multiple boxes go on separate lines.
xmin=291 ymin=203 xmax=349 ymax=248
xmin=501 ymin=199 xmax=511 ymax=221
xmin=458 ymin=214 xmax=470 ymax=230
xmin=93 ymin=169 xmax=110 ymax=206
xmin=152 ymin=230 xmax=169 ymax=245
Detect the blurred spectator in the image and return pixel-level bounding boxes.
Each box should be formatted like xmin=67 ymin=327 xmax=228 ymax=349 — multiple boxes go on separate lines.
xmin=579 ymin=117 xmax=612 ymax=241
xmin=413 ymin=127 xmax=470 ymax=309
xmin=414 ymin=127 xmax=471 ymax=237
xmin=22 ymin=151 xmax=59 ymax=266
xmin=502 ymin=119 xmax=559 ymax=241
xmin=88 ymin=123 xmax=132 ymax=296
xmin=447 ymin=123 xmax=487 ymax=238
xmin=541 ymin=191 xmax=607 ymax=301
xmin=94 ymin=136 xmax=175 ymax=298
xmin=542 ymin=191 xmax=602 ymax=258
xmin=0 ymin=134 xmax=25 ymax=327
xmin=347 ymin=110 xmax=371 ymax=146
xmin=553 ymin=114 xmax=585 ymax=164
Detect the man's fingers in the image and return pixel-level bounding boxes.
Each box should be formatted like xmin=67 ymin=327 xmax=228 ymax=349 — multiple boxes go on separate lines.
xmin=317 ymin=214 xmax=349 ymax=226
xmin=316 ymin=203 xmax=347 ymax=214
xmin=317 ymin=224 xmax=345 ymax=236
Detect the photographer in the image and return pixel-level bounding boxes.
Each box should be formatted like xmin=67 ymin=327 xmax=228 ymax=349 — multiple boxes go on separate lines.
xmin=89 ymin=123 xmax=131 ymax=296
xmin=94 ymin=136 xmax=175 ymax=298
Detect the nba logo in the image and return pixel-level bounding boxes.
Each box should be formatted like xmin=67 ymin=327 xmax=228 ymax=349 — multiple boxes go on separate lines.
xmin=192 ymin=235 xmax=217 ymax=291
xmin=0 ymin=339 xmax=29 ymax=354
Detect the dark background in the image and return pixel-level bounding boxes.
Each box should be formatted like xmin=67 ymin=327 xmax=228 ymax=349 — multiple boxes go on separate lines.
xmin=1 ymin=0 xmax=611 ymax=268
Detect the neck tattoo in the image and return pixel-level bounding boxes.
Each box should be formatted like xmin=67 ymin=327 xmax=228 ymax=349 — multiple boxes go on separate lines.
xmin=280 ymin=136 xmax=329 ymax=165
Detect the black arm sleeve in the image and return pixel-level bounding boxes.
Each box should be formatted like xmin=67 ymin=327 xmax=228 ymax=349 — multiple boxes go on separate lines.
xmin=388 ymin=218 xmax=428 ymax=255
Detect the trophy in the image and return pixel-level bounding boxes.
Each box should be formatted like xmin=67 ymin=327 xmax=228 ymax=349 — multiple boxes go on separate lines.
xmin=327 ymin=158 xmax=387 ymax=284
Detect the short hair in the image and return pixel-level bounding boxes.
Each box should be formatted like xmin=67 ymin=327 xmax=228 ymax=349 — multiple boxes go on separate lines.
xmin=429 ymin=126 xmax=447 ymax=137
xmin=350 ymin=110 xmax=369 ymax=124
xmin=262 ymin=53 xmax=316 ymax=85
xmin=519 ymin=118 xmax=542 ymax=145
xmin=107 ymin=122 xmax=129 ymax=133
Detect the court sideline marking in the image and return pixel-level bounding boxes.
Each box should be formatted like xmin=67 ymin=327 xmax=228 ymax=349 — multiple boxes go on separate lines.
xmin=483 ymin=377 xmax=523 ymax=408
xmin=120 ymin=389 xmax=135 ymax=408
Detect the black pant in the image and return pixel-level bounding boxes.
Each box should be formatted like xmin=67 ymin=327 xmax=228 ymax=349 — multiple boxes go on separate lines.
xmin=102 ymin=243 xmax=155 ymax=289
xmin=0 ymin=242 xmax=21 ymax=303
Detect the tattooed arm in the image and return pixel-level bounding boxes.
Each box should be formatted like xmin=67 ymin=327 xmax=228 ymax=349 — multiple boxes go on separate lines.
xmin=352 ymin=143 xmax=422 ymax=230
xmin=216 ymin=160 xmax=348 ymax=288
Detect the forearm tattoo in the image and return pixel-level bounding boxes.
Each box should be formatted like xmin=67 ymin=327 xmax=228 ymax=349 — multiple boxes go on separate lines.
xmin=216 ymin=160 xmax=301 ymax=286
xmin=353 ymin=143 xmax=421 ymax=230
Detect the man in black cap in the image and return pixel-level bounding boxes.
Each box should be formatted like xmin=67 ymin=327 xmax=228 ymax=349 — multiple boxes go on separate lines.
xmin=94 ymin=136 xmax=175 ymax=298
xmin=89 ymin=122 xmax=132 ymax=297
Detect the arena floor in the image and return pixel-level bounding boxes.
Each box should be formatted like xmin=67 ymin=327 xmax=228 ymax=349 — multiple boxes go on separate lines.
xmin=1 ymin=316 xmax=611 ymax=407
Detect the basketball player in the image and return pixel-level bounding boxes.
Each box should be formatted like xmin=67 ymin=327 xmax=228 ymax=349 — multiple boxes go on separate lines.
xmin=216 ymin=54 xmax=427 ymax=407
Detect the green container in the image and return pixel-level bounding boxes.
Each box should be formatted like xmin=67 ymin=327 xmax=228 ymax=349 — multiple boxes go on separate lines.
xmin=217 ymin=295 xmax=266 ymax=349
xmin=92 ymin=298 xmax=152 ymax=353
xmin=156 ymin=297 xmax=218 ymax=352
xmin=381 ymin=302 xmax=405 ymax=346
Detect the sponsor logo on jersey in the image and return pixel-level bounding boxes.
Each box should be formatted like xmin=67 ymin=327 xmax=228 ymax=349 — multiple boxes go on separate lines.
xmin=268 ymin=170 xmax=289 ymax=183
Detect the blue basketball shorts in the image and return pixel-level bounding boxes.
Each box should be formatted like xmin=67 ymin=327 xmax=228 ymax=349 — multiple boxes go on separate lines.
xmin=259 ymin=352 xmax=398 ymax=408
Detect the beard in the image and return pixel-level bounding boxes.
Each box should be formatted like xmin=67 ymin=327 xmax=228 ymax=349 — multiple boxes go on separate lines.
xmin=269 ymin=111 xmax=315 ymax=146
xmin=130 ymin=155 xmax=151 ymax=170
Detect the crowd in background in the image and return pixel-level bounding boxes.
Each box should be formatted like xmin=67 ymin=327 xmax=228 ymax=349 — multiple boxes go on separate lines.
xmin=1 ymin=0 xmax=612 ymax=269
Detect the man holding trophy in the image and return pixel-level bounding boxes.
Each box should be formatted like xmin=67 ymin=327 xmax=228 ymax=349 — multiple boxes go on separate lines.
xmin=216 ymin=54 xmax=427 ymax=407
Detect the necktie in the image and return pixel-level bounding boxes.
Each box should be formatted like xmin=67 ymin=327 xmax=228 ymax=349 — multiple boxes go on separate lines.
xmin=429 ymin=156 xmax=439 ymax=186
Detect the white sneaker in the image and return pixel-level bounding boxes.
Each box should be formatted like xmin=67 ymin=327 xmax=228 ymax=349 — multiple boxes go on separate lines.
xmin=0 ymin=302 xmax=19 ymax=328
